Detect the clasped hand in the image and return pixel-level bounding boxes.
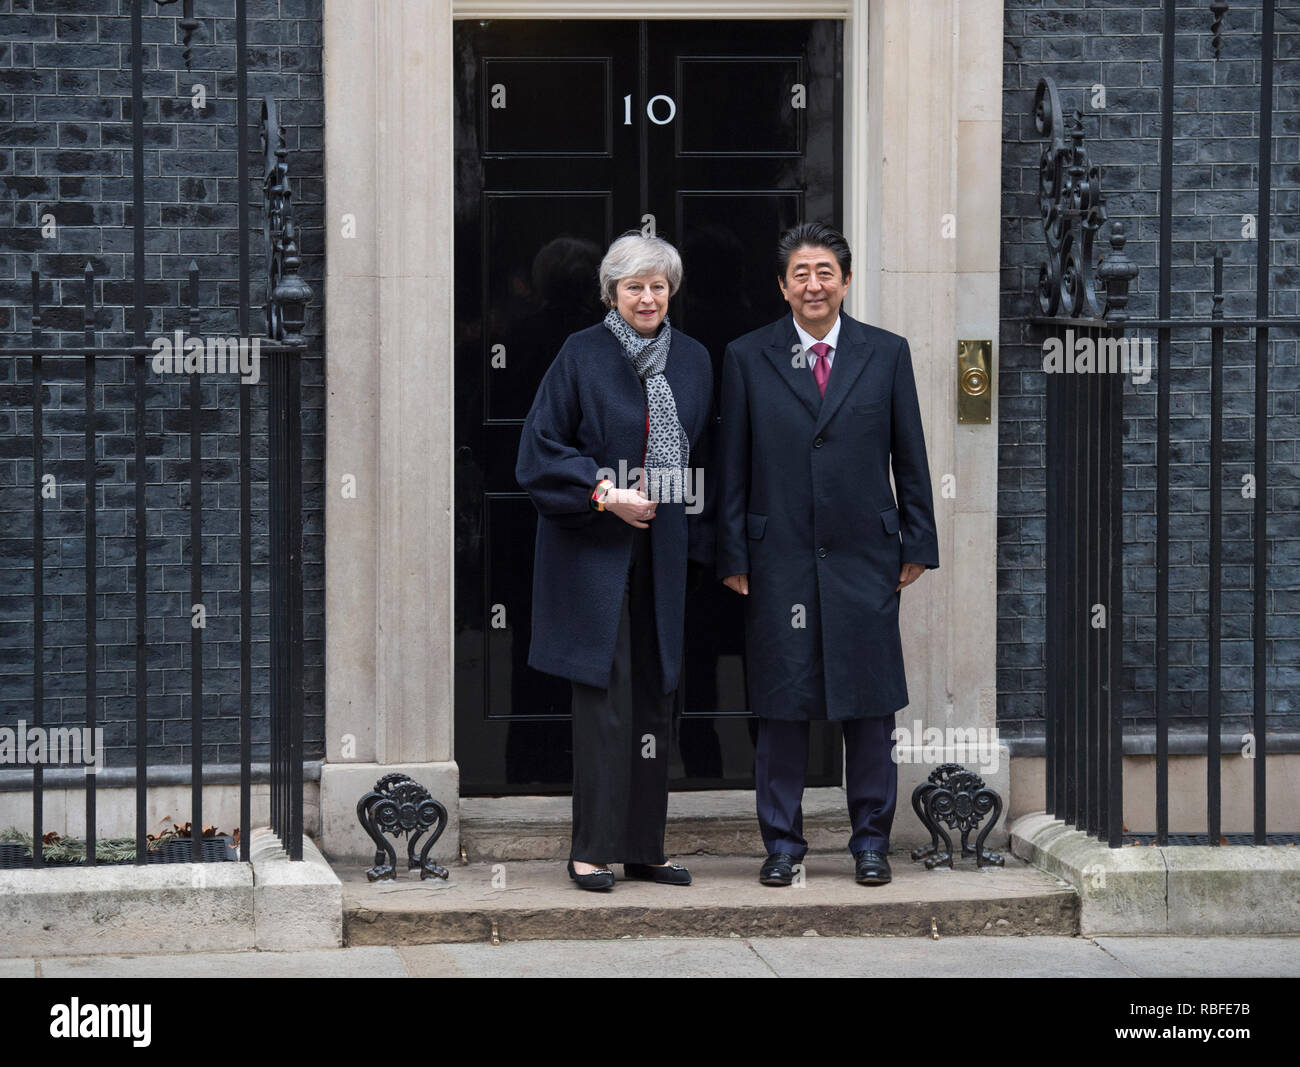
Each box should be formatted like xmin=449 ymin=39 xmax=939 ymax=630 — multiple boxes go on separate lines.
xmin=606 ymin=487 xmax=657 ymax=528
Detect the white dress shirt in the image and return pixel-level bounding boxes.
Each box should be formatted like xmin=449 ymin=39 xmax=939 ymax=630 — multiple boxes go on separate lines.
xmin=792 ymin=314 xmax=842 ymax=375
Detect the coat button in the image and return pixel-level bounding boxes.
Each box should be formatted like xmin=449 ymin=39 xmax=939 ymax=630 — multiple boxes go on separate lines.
xmin=813 ymin=436 xmax=824 ymax=448
xmin=817 ymin=547 xmax=828 ymax=559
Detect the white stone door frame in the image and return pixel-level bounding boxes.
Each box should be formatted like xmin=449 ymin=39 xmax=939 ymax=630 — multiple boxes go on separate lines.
xmin=320 ymin=0 xmax=1002 ymax=861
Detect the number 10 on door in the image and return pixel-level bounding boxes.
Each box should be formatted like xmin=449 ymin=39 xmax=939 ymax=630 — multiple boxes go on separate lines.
xmin=623 ymin=94 xmax=676 ymax=125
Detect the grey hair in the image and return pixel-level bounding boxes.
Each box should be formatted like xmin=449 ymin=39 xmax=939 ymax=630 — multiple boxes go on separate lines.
xmin=597 ymin=233 xmax=683 ymax=307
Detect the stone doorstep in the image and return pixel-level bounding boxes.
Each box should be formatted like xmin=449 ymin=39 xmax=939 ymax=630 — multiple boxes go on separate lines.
xmin=340 ymin=852 xmax=1078 ymax=945
xmin=459 ymin=785 xmax=1012 ymax=863
xmin=1010 ymin=812 xmax=1300 ymax=936
xmin=0 ymin=829 xmax=342 ymax=958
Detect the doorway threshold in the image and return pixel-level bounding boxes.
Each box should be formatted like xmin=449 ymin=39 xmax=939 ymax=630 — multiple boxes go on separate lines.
xmin=460 ymin=788 xmax=849 ymax=862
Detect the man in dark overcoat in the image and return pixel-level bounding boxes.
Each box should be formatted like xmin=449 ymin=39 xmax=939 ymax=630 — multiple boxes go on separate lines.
xmin=716 ymin=222 xmax=939 ymax=886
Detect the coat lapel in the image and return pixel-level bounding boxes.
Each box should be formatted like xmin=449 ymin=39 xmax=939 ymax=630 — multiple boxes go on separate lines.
xmin=813 ymin=313 xmax=875 ymax=435
xmin=761 ymin=317 xmax=822 ymax=421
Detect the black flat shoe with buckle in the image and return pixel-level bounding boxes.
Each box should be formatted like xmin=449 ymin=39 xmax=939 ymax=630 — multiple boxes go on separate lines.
xmin=623 ymin=861 xmax=692 ymax=885
xmin=567 ymin=858 xmax=615 ymax=891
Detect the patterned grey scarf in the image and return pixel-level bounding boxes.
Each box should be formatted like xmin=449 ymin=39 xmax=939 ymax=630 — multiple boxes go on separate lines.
xmin=603 ymin=307 xmax=690 ymax=500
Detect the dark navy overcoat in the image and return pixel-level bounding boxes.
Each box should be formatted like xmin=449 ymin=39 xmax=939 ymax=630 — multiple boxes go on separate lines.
xmin=716 ymin=312 xmax=939 ymax=720
xmin=516 ymin=322 xmax=714 ymax=694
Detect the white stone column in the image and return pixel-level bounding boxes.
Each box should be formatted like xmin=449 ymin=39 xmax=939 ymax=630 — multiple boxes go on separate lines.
xmin=856 ymin=0 xmax=1008 ymax=837
xmin=319 ymin=0 xmax=459 ymax=860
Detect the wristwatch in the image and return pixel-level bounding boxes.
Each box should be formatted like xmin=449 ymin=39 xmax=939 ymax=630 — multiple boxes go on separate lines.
xmin=591 ymin=478 xmax=614 ymax=511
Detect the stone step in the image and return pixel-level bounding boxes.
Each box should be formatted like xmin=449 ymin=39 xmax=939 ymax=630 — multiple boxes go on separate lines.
xmin=341 ymin=852 xmax=1077 ymax=945
xmin=457 ymin=787 xmax=1008 ymax=862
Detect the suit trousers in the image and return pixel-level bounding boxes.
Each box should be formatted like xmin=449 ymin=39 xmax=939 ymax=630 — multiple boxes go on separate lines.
xmin=754 ymin=715 xmax=898 ymax=860
xmin=569 ymin=526 xmax=675 ymax=864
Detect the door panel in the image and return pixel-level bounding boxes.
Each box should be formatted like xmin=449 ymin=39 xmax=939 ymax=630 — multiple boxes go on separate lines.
xmin=481 ymin=58 xmax=613 ymax=156
xmin=676 ymin=58 xmax=803 ymax=156
xmin=455 ymin=19 xmax=844 ymax=795
xmin=483 ymin=192 xmax=611 ymax=422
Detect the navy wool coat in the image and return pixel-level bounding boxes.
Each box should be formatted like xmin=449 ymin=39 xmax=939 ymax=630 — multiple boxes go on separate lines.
xmin=515 ymin=322 xmax=715 ymax=694
xmin=716 ymin=312 xmax=939 ymax=720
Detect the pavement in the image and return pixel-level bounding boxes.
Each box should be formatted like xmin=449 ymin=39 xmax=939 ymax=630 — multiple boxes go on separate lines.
xmin=4 ymin=936 xmax=1299 ymax=978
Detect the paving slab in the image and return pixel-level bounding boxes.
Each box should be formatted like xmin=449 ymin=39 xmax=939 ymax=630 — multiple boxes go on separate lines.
xmin=749 ymin=934 xmax=1135 ymax=977
xmin=406 ymin=935 xmax=1128 ymax=979
xmin=1093 ymin=936 xmax=1300 ymax=978
xmin=38 ymin=946 xmax=407 ymax=979
xmin=342 ymin=850 xmax=1078 ymax=944
xmin=11 ymin=936 xmax=1300 ymax=978
xmin=398 ymin=938 xmax=775 ymax=978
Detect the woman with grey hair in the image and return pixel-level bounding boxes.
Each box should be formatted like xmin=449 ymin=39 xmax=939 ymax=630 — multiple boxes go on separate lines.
xmin=516 ymin=232 xmax=715 ymax=890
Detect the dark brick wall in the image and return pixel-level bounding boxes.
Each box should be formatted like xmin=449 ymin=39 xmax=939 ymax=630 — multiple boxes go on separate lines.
xmin=4 ymin=0 xmax=1294 ymax=768
xmin=1000 ymin=0 xmax=1300 ymax=741
xmin=0 ymin=0 xmax=324 ymax=766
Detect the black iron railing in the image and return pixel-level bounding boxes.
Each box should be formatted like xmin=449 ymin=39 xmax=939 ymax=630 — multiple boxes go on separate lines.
xmin=1029 ymin=0 xmax=1295 ymax=847
xmin=5 ymin=259 xmax=306 ymax=869
xmin=2 ymin=0 xmax=309 ymax=869
xmin=1042 ymin=328 xmax=1125 ymax=847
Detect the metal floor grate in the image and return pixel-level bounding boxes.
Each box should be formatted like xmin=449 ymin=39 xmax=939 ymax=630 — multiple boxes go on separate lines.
xmin=0 ymin=836 xmax=237 ymax=869
xmin=1122 ymin=832 xmax=1300 ymax=847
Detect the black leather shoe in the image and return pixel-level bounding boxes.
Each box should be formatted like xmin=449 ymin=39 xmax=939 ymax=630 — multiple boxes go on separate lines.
xmin=854 ymin=849 xmax=892 ymax=885
xmin=759 ymin=852 xmax=797 ymax=886
xmin=623 ymin=861 xmax=692 ymax=886
xmin=567 ymin=859 xmax=615 ymax=891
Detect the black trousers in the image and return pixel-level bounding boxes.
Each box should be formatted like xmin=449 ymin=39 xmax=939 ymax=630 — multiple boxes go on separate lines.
xmin=569 ymin=526 xmax=675 ymax=864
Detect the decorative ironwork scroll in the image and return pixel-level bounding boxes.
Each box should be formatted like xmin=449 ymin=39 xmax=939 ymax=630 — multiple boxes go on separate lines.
xmin=261 ymin=95 xmax=313 ymax=346
xmin=356 ymin=774 xmax=451 ymax=882
xmin=1032 ymin=77 xmax=1138 ymax=326
xmin=1210 ymin=2 xmax=1230 ymax=60
xmin=910 ymin=763 xmax=1004 ymax=870
xmin=152 ymin=0 xmax=200 ymax=72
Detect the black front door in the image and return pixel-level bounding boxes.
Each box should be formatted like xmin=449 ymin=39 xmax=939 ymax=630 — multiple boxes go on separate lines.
xmin=454 ymin=18 xmax=844 ymax=794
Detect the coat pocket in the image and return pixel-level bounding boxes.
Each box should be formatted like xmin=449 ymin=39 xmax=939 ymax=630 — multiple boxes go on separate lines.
xmin=880 ymin=505 xmax=900 ymax=535
xmin=747 ymin=512 xmax=767 ymax=539
xmin=853 ymin=398 xmax=889 ymax=416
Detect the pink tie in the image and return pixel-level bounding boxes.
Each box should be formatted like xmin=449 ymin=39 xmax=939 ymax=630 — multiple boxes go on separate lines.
xmin=810 ymin=341 xmax=831 ymax=397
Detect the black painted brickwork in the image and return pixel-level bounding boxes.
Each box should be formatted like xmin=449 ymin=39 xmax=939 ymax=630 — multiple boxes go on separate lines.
xmin=0 ymin=0 xmax=325 ymax=767
xmin=999 ymin=0 xmax=1300 ymax=741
